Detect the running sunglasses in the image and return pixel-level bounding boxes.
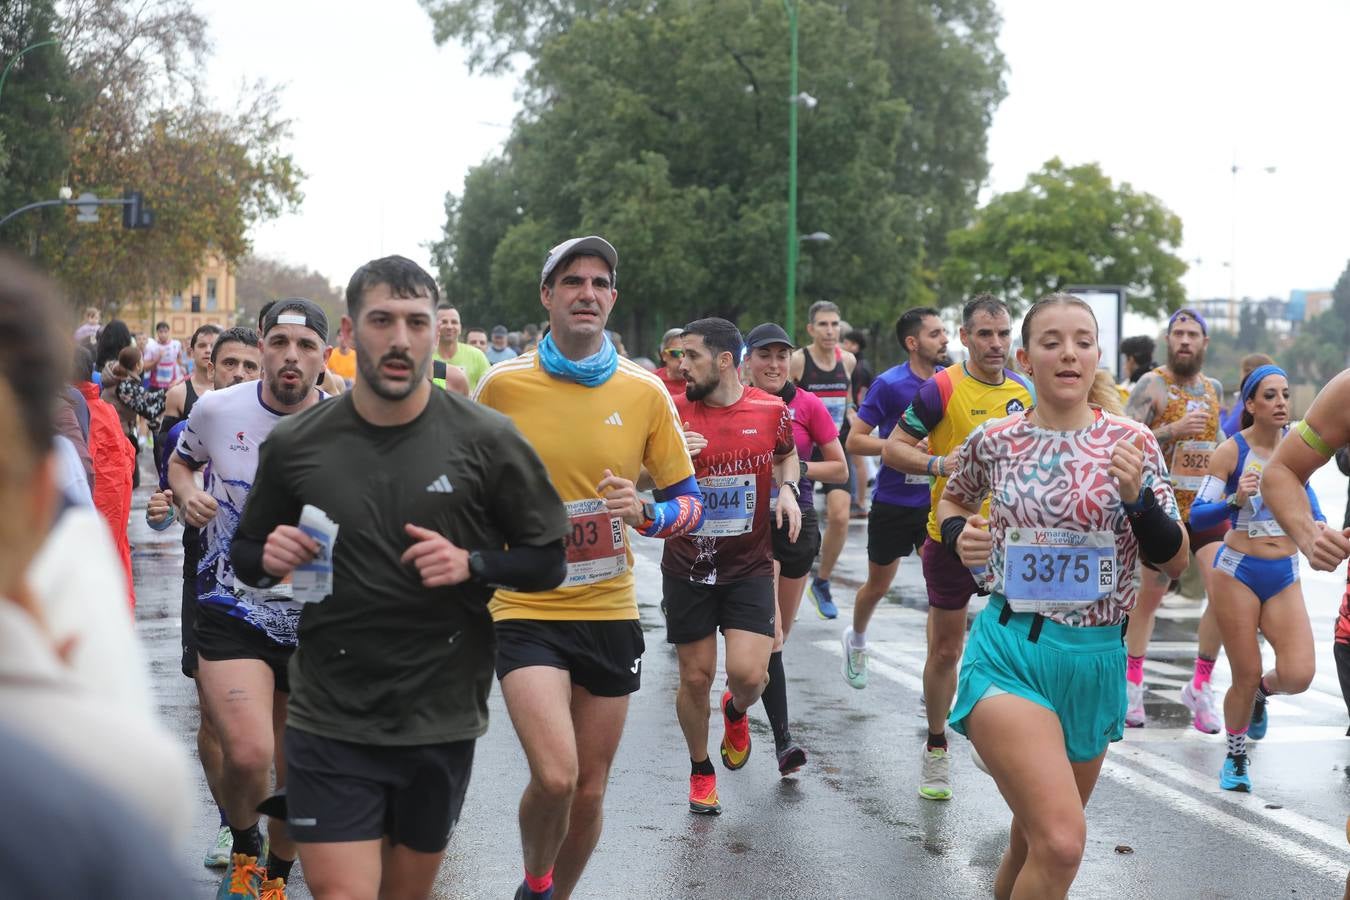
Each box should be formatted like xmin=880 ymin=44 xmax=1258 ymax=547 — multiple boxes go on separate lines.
xmin=663 ymin=348 xmax=685 ymax=358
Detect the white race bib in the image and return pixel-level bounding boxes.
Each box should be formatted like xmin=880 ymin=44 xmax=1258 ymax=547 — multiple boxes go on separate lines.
xmin=1170 ymin=440 xmax=1216 ymax=492
xmin=694 ymin=475 xmax=755 ymax=537
xmin=1002 ymin=527 xmax=1116 ymax=613
xmin=561 ymin=499 xmax=628 ymax=587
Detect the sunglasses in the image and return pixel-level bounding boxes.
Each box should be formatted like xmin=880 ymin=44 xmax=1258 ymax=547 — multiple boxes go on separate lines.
xmin=663 ymin=348 xmax=685 ymax=359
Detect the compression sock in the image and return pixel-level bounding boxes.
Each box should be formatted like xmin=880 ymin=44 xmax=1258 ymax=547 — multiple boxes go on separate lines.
xmin=926 ymin=731 xmax=948 ymax=752
xmin=1226 ymin=726 xmax=1248 ymax=758
xmin=1127 ymin=654 xmax=1145 ymax=685
xmin=1193 ymin=654 xmax=1216 ymax=689
xmin=724 ymin=693 xmax=746 ymax=722
xmin=265 ymin=853 xmax=294 ymax=883
xmin=229 ymin=823 xmax=262 ymax=858
xmin=524 ymin=868 xmax=555 ymax=895
xmin=691 ymin=757 xmax=715 ymax=777
xmin=762 ymin=651 xmax=792 ymax=748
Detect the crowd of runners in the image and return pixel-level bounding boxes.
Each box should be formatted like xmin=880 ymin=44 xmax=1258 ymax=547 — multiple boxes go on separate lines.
xmin=4 ymin=234 xmax=1350 ymax=900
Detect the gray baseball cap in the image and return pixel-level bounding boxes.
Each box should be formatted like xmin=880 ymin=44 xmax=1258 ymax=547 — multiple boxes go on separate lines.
xmin=540 ymin=236 xmax=618 ymax=287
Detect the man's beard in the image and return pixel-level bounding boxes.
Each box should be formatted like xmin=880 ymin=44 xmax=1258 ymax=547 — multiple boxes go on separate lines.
xmin=924 ymin=347 xmax=951 ymax=368
xmin=684 ymin=372 xmax=718 ymax=402
xmin=358 ymin=345 xmax=430 ymax=401
xmin=1169 ymin=346 xmax=1205 ymax=378
xmin=267 ymin=365 xmax=311 ymax=406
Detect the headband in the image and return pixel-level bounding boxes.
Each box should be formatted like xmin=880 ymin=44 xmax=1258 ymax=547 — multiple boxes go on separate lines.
xmin=1241 ymin=364 xmax=1286 ymax=404
xmin=1167 ymin=309 xmax=1208 ymax=336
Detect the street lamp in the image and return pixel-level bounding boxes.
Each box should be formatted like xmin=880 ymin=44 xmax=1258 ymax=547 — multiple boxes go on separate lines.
xmin=0 ymin=38 xmax=59 ymax=110
xmin=784 ymin=0 xmax=807 ymax=339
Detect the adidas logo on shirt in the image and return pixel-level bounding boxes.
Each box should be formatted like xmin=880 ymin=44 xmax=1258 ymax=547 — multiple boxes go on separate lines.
xmin=604 ymin=411 xmax=623 ymax=426
xmin=425 ymin=475 xmax=454 ymax=494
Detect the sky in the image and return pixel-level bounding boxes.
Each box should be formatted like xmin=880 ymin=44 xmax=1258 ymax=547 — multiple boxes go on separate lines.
xmin=198 ymin=0 xmax=1350 ymax=306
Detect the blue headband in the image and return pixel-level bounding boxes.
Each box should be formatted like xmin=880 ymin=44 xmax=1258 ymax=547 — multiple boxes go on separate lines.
xmin=1168 ymin=309 xmax=1207 ymax=336
xmin=1242 ymin=364 xmax=1286 ymax=403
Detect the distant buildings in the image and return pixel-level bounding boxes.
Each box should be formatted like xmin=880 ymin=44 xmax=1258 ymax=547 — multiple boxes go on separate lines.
xmin=1188 ymin=290 xmax=1332 ymax=339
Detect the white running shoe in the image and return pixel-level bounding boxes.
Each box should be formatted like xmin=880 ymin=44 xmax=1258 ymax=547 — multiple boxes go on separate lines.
xmin=840 ymin=627 xmax=868 ymax=689
xmin=1180 ymin=680 xmax=1221 ymax=734
xmin=1125 ymin=680 xmax=1146 ymax=728
xmin=918 ymin=745 xmax=953 ymax=801
xmin=204 ymin=824 xmax=232 ymax=868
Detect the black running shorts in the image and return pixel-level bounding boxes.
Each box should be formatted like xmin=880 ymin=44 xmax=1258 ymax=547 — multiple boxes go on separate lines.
xmin=866 ymin=501 xmax=929 ymax=566
xmin=194 ymin=603 xmax=293 ymax=694
xmin=284 ymin=727 xmax=475 ymax=853
xmin=772 ymin=505 xmax=820 ymax=580
xmin=663 ymin=574 xmax=776 ymax=644
xmin=494 ymin=619 xmax=645 ymax=697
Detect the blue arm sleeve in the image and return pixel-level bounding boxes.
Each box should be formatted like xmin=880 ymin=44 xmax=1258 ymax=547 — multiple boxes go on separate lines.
xmin=1309 ymin=483 xmax=1327 ymax=524
xmin=640 ymin=474 xmax=705 ymax=538
xmin=1187 ymin=497 xmax=1231 ymax=532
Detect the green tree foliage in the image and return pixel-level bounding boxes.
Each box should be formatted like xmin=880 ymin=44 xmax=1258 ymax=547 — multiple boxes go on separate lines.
xmin=941 ymin=158 xmax=1188 ymax=316
xmin=1280 ymin=262 xmax=1350 ymax=386
xmin=423 ymin=0 xmax=1006 ymax=350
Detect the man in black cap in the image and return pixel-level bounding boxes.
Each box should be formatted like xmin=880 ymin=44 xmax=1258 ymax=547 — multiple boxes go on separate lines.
xmin=486 ymin=323 xmax=518 ymax=365
xmin=168 ymin=296 xmax=331 ymax=897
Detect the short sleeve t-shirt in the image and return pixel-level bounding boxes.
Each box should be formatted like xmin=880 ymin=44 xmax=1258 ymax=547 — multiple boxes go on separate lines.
xmin=664 ymin=386 xmax=794 ymax=585
xmin=783 ymin=386 xmax=837 ymax=507
xmin=899 ymin=363 xmax=1034 ymax=541
xmin=857 ymin=362 xmax=930 ymax=508
xmin=943 ymin=409 xmax=1178 ymax=627
xmin=146 ymin=339 xmax=183 ymax=388
xmin=174 ymin=381 xmax=306 ymax=645
xmin=436 ymin=343 xmax=491 ymax=391
xmin=473 ymin=353 xmax=694 ymax=620
xmin=327 ymin=346 xmax=356 ymax=381
xmin=233 ymin=389 xmax=569 ymax=746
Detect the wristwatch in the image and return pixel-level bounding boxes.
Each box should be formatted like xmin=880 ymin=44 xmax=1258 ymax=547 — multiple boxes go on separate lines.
xmin=640 ymin=501 xmax=657 ymax=525
xmin=782 ymin=481 xmax=801 ymax=499
xmin=468 ymin=551 xmax=487 ymax=582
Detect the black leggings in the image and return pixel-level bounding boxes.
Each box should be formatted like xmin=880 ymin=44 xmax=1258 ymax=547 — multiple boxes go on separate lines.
xmin=1335 ymin=641 xmax=1350 ymax=736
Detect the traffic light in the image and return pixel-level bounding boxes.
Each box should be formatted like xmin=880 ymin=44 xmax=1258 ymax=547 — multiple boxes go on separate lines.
xmin=121 ymin=189 xmax=154 ymax=229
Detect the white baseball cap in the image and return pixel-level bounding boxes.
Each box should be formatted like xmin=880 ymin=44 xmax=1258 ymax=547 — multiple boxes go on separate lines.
xmin=540 ymin=236 xmax=618 ymax=287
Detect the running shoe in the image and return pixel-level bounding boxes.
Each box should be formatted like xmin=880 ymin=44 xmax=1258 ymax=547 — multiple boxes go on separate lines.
xmin=204 ymin=824 xmax=232 ymax=868
xmin=918 ymin=746 xmax=953 ymax=801
xmin=514 ymin=882 xmax=553 ymax=900
xmin=810 ymin=577 xmax=839 ymax=619
xmin=1125 ymin=680 xmax=1146 ymax=728
xmin=216 ymin=853 xmax=265 ymax=900
xmin=720 ymin=690 xmax=751 ymax=770
xmin=1249 ymin=694 xmax=1268 ymax=740
xmin=776 ymin=741 xmax=807 ymax=776
xmin=840 ymin=627 xmax=868 ymax=689
xmin=1180 ymin=680 xmax=1221 ymax=734
xmin=689 ymin=772 xmax=721 ymax=815
xmin=260 ymin=877 xmax=288 ymax=900
xmin=1220 ymin=752 xmax=1252 ymax=792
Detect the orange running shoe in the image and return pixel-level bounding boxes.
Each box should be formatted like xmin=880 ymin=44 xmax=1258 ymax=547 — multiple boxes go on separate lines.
xmin=720 ymin=690 xmax=751 ymax=770
xmin=260 ymin=876 xmax=288 ymax=900
xmin=689 ymin=771 xmax=721 ymax=815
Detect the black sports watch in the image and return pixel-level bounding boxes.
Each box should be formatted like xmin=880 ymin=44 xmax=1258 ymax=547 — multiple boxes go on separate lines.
xmin=468 ymin=551 xmax=487 ymax=582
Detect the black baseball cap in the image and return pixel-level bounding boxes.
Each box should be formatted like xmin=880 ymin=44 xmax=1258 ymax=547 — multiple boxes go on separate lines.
xmin=745 ymin=323 xmax=794 ymax=351
xmin=261 ymin=298 xmax=328 ymax=342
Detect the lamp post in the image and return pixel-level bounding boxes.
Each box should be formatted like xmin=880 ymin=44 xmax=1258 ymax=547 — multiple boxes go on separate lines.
xmin=784 ymin=0 xmax=800 ymax=339
xmin=0 ymin=38 xmax=59 ymax=109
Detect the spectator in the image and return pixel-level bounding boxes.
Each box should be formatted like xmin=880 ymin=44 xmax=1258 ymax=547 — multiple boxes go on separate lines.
xmin=1120 ymin=334 xmax=1157 ymax=385
xmin=485 ymin=324 xmax=519 ymax=364
xmin=73 ymin=306 xmax=100 ymax=349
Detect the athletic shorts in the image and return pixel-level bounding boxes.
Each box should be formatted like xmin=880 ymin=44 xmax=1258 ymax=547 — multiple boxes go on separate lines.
xmin=920 ymin=536 xmax=980 ymax=610
xmin=1186 ymin=521 xmax=1228 ymax=552
xmin=814 ymin=447 xmax=856 ymax=496
xmin=663 ymin=574 xmax=776 ymax=644
xmin=867 ymin=501 xmax=929 ymax=566
xmin=284 ymin=727 xmax=474 ymax=853
xmin=772 ymin=505 xmax=820 ymax=579
xmin=949 ymin=595 xmax=1127 ymax=763
xmin=494 ymin=619 xmax=645 ymax=697
xmin=1212 ymin=545 xmax=1300 ymax=604
xmin=194 ymin=603 xmax=293 ymax=693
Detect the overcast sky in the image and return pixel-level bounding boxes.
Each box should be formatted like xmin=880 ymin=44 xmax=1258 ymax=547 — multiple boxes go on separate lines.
xmin=200 ymin=0 xmax=1350 ymax=305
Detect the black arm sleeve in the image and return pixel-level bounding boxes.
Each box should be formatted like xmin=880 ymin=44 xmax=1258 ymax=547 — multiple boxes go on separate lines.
xmin=1127 ymin=488 xmax=1185 ymax=565
xmin=231 ymin=430 xmax=302 ymax=590
xmin=232 ymin=532 xmax=273 ymax=589
xmin=472 ymin=540 xmax=567 ymax=592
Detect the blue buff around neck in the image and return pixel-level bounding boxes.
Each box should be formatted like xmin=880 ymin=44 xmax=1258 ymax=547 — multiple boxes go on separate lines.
xmin=537 ymin=333 xmax=619 ymax=387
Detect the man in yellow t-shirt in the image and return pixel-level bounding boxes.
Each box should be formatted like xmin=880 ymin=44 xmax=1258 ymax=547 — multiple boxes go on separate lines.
xmin=433 ymin=304 xmax=490 ymax=391
xmin=473 ymin=235 xmax=702 ymax=900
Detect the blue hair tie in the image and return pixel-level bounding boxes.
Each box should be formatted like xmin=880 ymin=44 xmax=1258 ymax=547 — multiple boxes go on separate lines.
xmin=1241 ymin=364 xmax=1286 ymax=403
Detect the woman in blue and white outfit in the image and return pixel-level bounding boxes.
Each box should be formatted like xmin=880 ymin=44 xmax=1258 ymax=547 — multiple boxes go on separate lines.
xmin=1190 ymin=364 xmax=1322 ymax=792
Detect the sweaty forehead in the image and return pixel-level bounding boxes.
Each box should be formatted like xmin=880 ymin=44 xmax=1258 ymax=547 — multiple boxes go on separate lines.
xmin=968 ymin=310 xmax=1010 ymax=330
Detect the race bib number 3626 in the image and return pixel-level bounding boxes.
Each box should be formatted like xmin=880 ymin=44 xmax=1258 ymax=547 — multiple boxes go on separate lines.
xmin=561 ymin=499 xmax=627 ymax=587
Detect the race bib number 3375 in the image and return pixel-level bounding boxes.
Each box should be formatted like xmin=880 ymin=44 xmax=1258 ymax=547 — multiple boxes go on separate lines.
xmin=1002 ymin=528 xmax=1116 ymax=613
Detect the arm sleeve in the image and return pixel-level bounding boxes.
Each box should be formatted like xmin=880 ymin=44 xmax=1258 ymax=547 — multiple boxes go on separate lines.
xmin=1309 ymin=483 xmax=1327 ymax=524
xmin=898 ymin=378 xmax=942 ymax=440
xmin=1141 ymin=429 xmax=1181 ymax=521
xmin=473 ymin=541 xmax=567 ymax=592
xmin=941 ymin=423 xmax=990 ymax=508
xmin=232 ymin=430 xmax=304 ymax=589
xmin=1187 ymin=475 xmax=1231 ymax=531
xmin=639 ymin=474 xmax=704 ymax=539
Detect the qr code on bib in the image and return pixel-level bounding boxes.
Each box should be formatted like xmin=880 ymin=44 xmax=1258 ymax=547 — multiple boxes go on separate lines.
xmin=610 ymin=517 xmax=624 ymax=548
xmin=1098 ymin=558 xmax=1113 ymax=589
xmin=745 ymin=492 xmax=755 ymax=513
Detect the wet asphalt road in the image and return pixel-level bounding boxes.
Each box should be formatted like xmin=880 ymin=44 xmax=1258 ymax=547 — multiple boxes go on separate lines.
xmin=131 ymin=463 xmax=1350 ymax=899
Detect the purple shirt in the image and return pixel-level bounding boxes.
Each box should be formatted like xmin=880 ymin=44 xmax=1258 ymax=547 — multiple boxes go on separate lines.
xmin=856 ymin=362 xmax=930 ymax=508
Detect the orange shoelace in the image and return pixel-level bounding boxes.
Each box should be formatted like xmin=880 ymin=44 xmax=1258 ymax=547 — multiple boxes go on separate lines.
xmin=259 ymin=877 xmax=287 ymax=900
xmin=228 ymin=855 xmax=266 ymax=897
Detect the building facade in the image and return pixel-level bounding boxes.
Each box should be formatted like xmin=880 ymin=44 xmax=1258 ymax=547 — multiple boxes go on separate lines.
xmin=126 ymin=252 xmax=237 ymax=339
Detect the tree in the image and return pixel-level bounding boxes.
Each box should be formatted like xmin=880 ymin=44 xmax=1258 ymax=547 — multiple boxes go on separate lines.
xmin=940 ymin=158 xmax=1187 ymax=316
xmin=1280 ymin=260 xmax=1350 ymax=385
xmin=235 ymin=254 xmax=345 ymax=328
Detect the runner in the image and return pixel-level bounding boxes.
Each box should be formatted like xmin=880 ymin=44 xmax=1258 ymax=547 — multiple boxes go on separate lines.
xmin=433 ymin=303 xmax=490 ymax=392
xmin=145 ymin=320 xmax=187 ymax=390
xmin=939 ymin=293 xmax=1186 ymax=897
xmin=790 ymin=300 xmax=856 ymax=618
xmin=474 ymin=235 xmax=703 ymax=900
xmin=882 ymin=294 xmax=1032 ymax=801
xmin=147 ymin=325 xmax=262 ymax=869
xmin=841 ymin=307 xmax=949 ymax=689
xmin=168 ymin=300 xmax=329 ymax=898
xmin=326 ymin=329 xmax=356 ymax=387
xmin=665 ymin=317 xmax=802 ymax=815
xmin=1123 ymin=309 xmax=1225 ymax=732
xmin=154 ymin=324 xmax=220 ymax=465
xmin=656 ymin=327 xmax=687 ymax=396
xmin=1188 ymin=365 xmax=1319 ymax=791
xmin=231 ymin=255 xmax=568 ymax=900
xmin=743 ymin=322 xmax=846 ymax=774
xmin=465 ymin=326 xmax=489 ymax=352
xmin=841 ymin=328 xmax=875 ymax=518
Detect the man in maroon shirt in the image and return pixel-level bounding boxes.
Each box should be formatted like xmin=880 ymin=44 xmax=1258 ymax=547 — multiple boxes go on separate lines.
xmin=664 ymin=317 xmax=802 ymax=816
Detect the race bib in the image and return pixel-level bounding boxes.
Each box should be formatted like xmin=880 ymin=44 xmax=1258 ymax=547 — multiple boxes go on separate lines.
xmin=1246 ymin=496 xmax=1285 ymax=538
xmin=1170 ymin=440 xmax=1216 ymax=491
xmin=561 ymin=499 xmax=627 ymax=587
xmin=905 ymin=472 xmax=930 ymax=485
xmin=821 ymin=395 xmax=846 ymax=428
xmin=695 ymin=474 xmax=755 ymax=537
xmin=1002 ymin=528 xmax=1116 ymax=613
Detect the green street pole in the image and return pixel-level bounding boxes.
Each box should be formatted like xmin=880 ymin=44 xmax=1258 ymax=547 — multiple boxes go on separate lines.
xmin=784 ymin=0 xmax=799 ymax=340
xmin=0 ymin=39 xmax=59 ymax=109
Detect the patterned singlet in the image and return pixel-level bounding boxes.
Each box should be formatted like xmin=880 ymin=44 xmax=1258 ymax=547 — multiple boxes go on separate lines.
xmin=1152 ymin=366 xmax=1219 ymax=520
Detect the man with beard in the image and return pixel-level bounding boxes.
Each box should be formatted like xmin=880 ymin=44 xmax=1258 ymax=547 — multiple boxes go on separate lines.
xmin=882 ymin=294 xmax=1032 ymax=801
xmin=1123 ymin=308 xmax=1225 ymax=731
xmin=232 ymin=256 xmax=568 ymax=900
xmin=474 ymin=237 xmax=701 ymax=900
xmin=147 ymin=325 xmax=262 ymax=869
xmin=841 ymin=307 xmax=950 ymax=689
xmin=168 ymin=300 xmax=329 ymax=898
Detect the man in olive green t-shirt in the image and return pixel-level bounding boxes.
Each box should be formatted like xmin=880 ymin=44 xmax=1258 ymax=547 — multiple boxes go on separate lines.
xmin=434 ymin=303 xmax=490 ymax=391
